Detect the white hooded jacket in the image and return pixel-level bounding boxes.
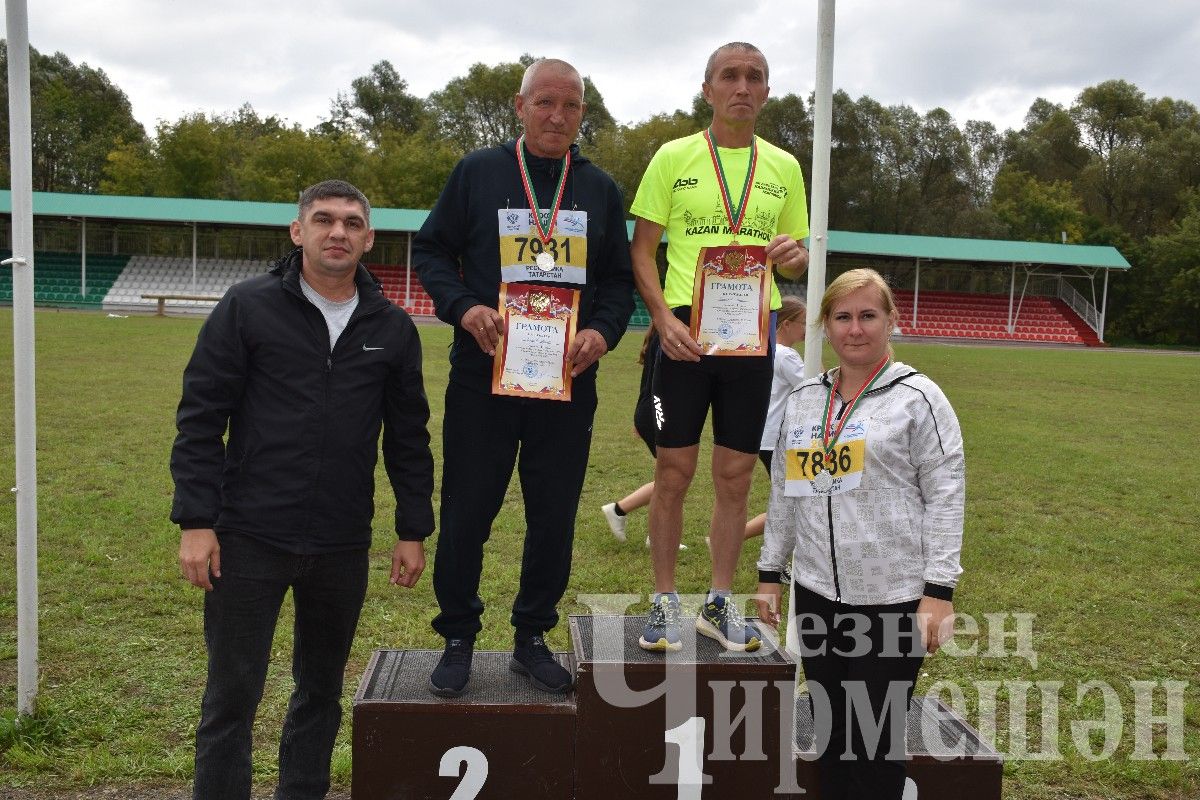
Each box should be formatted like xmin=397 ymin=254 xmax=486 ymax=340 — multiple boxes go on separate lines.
xmin=758 ymin=361 xmax=965 ymax=605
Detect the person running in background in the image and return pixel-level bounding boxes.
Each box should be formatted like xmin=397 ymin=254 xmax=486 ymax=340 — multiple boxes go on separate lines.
xmin=601 ymin=295 xmax=808 ymax=546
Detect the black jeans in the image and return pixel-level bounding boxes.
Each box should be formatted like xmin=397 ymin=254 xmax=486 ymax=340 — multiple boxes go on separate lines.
xmin=793 ymin=584 xmax=925 ymax=800
xmin=193 ymin=533 xmax=369 ymax=800
xmin=432 ymin=379 xmax=596 ymax=640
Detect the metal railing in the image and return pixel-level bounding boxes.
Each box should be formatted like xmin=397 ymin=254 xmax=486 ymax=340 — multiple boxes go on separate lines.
xmin=1057 ymin=277 xmax=1100 ymax=333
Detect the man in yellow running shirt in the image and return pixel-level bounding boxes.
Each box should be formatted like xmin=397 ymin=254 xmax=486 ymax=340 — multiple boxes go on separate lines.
xmin=629 ymin=41 xmax=809 ymax=653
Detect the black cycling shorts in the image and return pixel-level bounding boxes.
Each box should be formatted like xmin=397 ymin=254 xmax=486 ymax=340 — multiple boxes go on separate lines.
xmin=651 ymin=307 xmax=773 ymax=454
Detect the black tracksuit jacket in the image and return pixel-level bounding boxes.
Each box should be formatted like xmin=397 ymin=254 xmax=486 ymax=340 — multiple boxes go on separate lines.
xmin=169 ymin=248 xmax=435 ymax=552
xmin=412 ymin=139 xmax=634 ymax=392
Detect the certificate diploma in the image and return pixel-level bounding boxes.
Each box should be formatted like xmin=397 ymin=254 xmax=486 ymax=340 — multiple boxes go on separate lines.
xmin=492 ymin=282 xmax=579 ymax=401
xmin=688 ymin=244 xmax=773 ymax=356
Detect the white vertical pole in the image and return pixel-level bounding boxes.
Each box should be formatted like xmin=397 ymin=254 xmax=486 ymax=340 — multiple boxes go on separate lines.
xmin=5 ymin=0 xmax=40 ymax=718
xmin=1008 ymin=263 xmax=1016 ymax=333
xmin=405 ymin=233 xmax=413 ymax=309
xmin=1099 ymin=269 xmax=1109 ymax=343
xmin=191 ymin=222 xmax=198 ymax=292
xmin=787 ymin=0 xmax=836 ymax=665
xmin=803 ymin=0 xmax=835 ymax=381
xmin=79 ymin=215 xmax=87 ymax=297
xmin=912 ymin=258 xmax=920 ymax=330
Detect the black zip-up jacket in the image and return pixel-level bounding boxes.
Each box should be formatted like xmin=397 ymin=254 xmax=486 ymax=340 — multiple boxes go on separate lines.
xmin=412 ymin=139 xmax=634 ymax=392
xmin=170 ymin=248 xmax=435 ymax=552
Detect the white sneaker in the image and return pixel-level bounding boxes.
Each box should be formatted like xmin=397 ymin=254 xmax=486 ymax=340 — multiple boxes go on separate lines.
xmin=601 ymin=503 xmax=627 ymax=542
xmin=645 ymin=535 xmax=687 ymax=550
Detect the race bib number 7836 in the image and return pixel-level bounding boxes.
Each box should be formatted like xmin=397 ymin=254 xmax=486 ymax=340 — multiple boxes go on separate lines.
xmin=784 ymin=419 xmax=868 ymax=496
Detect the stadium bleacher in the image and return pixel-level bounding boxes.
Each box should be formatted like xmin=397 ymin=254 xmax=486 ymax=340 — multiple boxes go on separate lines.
xmin=0 ymin=250 xmax=130 ymax=307
xmin=893 ymin=289 xmax=1101 ymax=346
xmin=103 ymin=255 xmax=267 ymax=315
xmin=368 ymin=263 xmax=437 ymax=317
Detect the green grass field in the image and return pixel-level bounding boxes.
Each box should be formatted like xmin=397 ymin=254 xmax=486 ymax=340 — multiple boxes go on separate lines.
xmin=0 ymin=309 xmax=1197 ymax=798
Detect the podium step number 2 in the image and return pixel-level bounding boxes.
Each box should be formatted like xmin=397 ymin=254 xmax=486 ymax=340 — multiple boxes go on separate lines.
xmin=439 ymin=746 xmax=488 ymax=799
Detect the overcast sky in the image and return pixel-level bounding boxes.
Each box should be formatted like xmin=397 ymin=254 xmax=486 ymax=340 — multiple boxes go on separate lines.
xmin=6 ymin=0 xmax=1199 ymax=137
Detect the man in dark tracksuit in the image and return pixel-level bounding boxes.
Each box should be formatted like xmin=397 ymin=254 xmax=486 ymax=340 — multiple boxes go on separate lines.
xmin=172 ymin=180 xmax=434 ymax=800
xmin=414 ymin=58 xmax=633 ymax=697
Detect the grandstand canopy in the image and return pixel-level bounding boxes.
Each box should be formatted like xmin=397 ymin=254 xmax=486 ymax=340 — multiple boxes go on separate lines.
xmin=0 ymin=189 xmax=429 ymax=232
xmin=827 ymin=230 xmax=1130 ymax=271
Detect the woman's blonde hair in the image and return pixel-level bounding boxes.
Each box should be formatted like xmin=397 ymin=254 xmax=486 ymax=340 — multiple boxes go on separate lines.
xmin=818 ymin=268 xmax=898 ymax=356
xmin=818 ymin=268 xmax=898 ymax=327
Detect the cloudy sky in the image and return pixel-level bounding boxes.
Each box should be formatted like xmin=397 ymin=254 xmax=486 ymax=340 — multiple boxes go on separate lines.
xmin=6 ymin=0 xmax=1199 ymax=136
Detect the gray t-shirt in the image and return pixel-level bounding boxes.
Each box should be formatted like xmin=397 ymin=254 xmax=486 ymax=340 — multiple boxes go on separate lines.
xmin=299 ymin=274 xmax=359 ymax=351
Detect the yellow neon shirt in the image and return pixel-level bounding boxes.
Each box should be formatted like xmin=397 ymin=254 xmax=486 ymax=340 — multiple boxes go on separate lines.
xmin=631 ymin=131 xmax=810 ymax=309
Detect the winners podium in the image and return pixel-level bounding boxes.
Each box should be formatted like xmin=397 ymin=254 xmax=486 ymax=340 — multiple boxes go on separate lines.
xmin=353 ymin=615 xmax=1002 ymax=798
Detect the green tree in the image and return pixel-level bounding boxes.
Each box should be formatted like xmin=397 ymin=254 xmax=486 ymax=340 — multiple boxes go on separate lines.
xmin=827 ymin=91 xmax=893 ymax=233
xmin=367 ymin=129 xmax=460 ymax=209
xmin=234 ymin=125 xmax=371 ymax=203
xmin=991 ymin=168 xmax=1084 ymax=242
xmin=1001 ymin=98 xmax=1089 ymax=184
xmin=755 ymin=93 xmax=812 ymax=172
xmin=99 ymin=139 xmax=157 ymax=196
xmin=579 ymin=76 xmax=615 ymax=145
xmin=351 ymin=60 xmax=426 ymax=141
xmin=1071 ymin=80 xmax=1157 ymax=232
xmin=962 ymin=120 xmax=1002 ymax=207
xmin=314 ymin=91 xmax=356 ymax=138
xmin=425 ymin=56 xmax=616 ymax=154
xmin=0 ymin=41 xmax=147 ymax=192
xmin=588 ymin=112 xmax=696 ymax=211
xmin=1114 ymin=198 xmax=1200 ymax=344
xmin=152 ymin=112 xmax=238 ymax=198
xmin=427 ymin=59 xmax=527 ymax=154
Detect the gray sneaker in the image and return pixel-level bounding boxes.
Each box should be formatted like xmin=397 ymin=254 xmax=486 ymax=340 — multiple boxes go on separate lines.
xmin=696 ymin=594 xmax=761 ymax=652
xmin=638 ymin=593 xmax=683 ymax=652
xmin=601 ymin=502 xmax=627 ymax=542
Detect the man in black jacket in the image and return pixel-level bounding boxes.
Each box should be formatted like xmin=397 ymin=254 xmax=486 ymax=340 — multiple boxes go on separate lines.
xmin=414 ymin=58 xmax=633 ymax=697
xmin=172 ymin=179 xmax=434 ymax=800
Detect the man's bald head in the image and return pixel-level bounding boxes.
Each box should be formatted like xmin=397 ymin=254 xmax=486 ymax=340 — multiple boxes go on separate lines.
xmin=704 ymin=42 xmax=769 ymax=84
xmin=519 ymin=58 xmax=585 ymax=97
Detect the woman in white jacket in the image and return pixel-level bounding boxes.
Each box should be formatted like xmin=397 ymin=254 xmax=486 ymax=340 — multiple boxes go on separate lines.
xmin=755 ymin=268 xmax=965 ymax=800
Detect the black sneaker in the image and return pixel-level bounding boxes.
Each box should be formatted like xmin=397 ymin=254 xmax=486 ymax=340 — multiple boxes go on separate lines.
xmin=510 ymin=635 xmax=573 ymax=693
xmin=429 ymin=637 xmax=474 ymax=697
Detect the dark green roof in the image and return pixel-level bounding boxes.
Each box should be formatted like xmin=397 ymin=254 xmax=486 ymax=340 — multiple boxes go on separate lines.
xmin=827 ymin=230 xmax=1130 ymax=270
xmin=0 ymin=189 xmax=429 ymax=232
xmin=1 ymin=190 xmax=1130 ymax=270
